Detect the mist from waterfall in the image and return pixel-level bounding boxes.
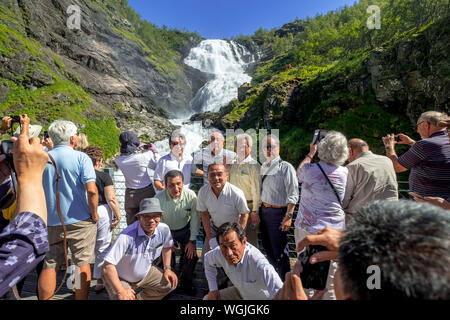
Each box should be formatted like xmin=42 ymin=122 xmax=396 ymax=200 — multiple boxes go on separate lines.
xmin=184 ymin=39 xmax=254 ymax=113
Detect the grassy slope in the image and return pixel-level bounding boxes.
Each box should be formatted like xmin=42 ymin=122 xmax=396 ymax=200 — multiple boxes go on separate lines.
xmin=223 ymin=40 xmax=431 ymax=166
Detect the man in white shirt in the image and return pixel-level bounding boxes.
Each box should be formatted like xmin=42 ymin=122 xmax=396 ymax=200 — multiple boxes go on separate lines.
xmin=197 ymin=163 xmax=249 ymax=252
xmin=192 ymin=130 xmax=236 ymax=184
xmin=197 ymin=163 xmax=250 ymax=290
xmin=204 ymin=222 xmax=283 ymax=300
xmin=102 ymin=198 xmax=178 ymax=300
xmin=154 ymin=131 xmax=202 ymax=191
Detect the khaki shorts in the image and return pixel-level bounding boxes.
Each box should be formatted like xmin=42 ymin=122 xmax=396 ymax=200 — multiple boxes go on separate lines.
xmin=44 ymin=218 xmax=97 ymax=269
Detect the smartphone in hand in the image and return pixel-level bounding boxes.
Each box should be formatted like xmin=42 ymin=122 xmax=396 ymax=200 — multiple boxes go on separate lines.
xmin=298 ymin=245 xmax=331 ymax=290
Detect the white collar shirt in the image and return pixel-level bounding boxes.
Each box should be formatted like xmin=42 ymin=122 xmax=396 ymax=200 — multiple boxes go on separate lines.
xmin=114 ymin=151 xmax=159 ymax=189
xmin=103 ymin=221 xmax=173 ymax=283
xmin=204 ymin=243 xmax=283 ymax=299
xmin=153 ymin=152 xmax=193 ymax=188
xmin=193 ymin=147 xmax=237 ymax=183
xmin=196 ymin=182 xmax=249 ymax=229
xmin=261 ymin=156 xmax=299 ymax=206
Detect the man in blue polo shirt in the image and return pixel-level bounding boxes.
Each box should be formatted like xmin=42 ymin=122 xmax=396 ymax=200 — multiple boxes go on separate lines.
xmin=38 ymin=120 xmax=99 ymax=300
xmin=383 ymin=111 xmax=450 ymax=199
xmin=102 ymin=198 xmax=178 ymax=300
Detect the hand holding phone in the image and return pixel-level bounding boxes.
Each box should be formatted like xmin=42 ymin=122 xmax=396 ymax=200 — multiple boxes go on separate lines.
xmin=298 ymin=245 xmax=330 ymax=290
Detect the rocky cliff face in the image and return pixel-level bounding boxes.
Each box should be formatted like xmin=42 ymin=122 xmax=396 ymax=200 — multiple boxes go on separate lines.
xmin=195 ymin=15 xmax=449 ymax=163
xmin=0 ymin=0 xmax=207 ymax=150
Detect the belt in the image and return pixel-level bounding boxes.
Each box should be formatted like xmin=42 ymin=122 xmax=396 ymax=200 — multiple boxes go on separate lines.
xmin=262 ymin=202 xmax=287 ymax=209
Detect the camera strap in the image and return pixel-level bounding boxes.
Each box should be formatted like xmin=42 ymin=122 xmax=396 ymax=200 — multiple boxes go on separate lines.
xmin=317 ymin=163 xmax=342 ymax=205
xmin=46 ymin=154 xmax=70 ymax=299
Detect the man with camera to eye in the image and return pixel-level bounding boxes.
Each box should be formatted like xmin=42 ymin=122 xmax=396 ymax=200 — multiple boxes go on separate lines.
xmin=0 ymin=114 xmax=50 ymax=297
xmin=382 ymin=111 xmax=450 ymax=200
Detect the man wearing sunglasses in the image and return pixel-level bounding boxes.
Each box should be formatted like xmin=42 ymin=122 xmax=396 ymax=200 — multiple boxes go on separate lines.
xmin=154 ymin=131 xmax=201 ymax=191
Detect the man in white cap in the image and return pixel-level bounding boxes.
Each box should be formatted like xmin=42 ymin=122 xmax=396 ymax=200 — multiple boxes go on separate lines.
xmin=102 ymin=198 xmax=178 ymax=300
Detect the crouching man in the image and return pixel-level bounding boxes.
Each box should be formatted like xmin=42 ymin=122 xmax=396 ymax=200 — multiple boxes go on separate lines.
xmin=204 ymin=222 xmax=283 ymax=300
xmin=102 ymin=198 xmax=178 ymax=300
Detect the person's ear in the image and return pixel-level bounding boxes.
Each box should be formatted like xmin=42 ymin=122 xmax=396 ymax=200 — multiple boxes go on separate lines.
xmin=242 ymin=236 xmax=247 ymax=247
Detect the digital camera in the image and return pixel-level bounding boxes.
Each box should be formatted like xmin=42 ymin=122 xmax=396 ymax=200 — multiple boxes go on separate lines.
xmin=312 ymin=129 xmax=328 ymax=145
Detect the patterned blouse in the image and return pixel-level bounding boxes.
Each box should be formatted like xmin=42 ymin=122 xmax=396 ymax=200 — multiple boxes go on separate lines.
xmin=295 ymin=162 xmax=348 ymax=233
xmin=0 ymin=211 xmax=49 ymax=297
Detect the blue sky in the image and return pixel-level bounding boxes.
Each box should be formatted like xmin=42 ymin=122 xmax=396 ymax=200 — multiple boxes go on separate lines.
xmin=128 ymin=0 xmax=358 ymax=39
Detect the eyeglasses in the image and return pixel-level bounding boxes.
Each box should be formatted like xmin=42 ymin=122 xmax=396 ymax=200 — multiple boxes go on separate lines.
xmin=170 ymin=141 xmax=185 ymax=146
xmin=264 ymin=144 xmax=278 ymax=150
xmin=416 ymin=120 xmax=426 ymax=128
xmin=139 ymin=214 xmax=161 ymax=221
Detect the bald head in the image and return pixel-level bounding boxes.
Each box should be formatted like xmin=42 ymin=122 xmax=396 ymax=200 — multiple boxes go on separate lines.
xmin=348 ymin=139 xmax=369 ymax=163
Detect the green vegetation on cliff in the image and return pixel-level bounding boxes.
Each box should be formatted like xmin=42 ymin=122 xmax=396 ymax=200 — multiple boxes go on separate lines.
xmin=0 ymin=3 xmax=120 ymax=158
xmin=0 ymin=0 xmax=201 ymax=158
xmin=89 ymin=0 xmax=202 ymax=78
xmin=226 ymin=0 xmax=449 ymax=164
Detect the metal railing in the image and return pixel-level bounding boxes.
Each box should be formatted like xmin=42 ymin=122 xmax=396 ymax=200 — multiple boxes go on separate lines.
xmin=109 ymin=170 xmax=410 ymax=258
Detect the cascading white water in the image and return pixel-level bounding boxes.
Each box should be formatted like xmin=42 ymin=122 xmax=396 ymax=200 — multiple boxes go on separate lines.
xmin=184 ymin=39 xmax=254 ymax=113
xmin=153 ymin=40 xmax=256 ymax=157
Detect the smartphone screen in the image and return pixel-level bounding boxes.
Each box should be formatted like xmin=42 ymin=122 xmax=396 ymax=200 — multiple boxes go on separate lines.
xmin=299 ymin=245 xmax=331 ymax=290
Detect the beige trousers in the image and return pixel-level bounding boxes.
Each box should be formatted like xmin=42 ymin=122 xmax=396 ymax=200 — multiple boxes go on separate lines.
xmin=104 ymin=266 xmax=175 ymax=300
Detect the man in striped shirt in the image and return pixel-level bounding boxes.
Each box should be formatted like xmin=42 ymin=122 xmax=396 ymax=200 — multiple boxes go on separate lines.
xmin=382 ymin=111 xmax=450 ymax=199
xmin=260 ymin=134 xmax=299 ymax=279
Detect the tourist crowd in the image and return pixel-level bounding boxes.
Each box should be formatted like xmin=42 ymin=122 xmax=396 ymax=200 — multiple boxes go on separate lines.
xmin=0 ymin=110 xmax=449 ymax=300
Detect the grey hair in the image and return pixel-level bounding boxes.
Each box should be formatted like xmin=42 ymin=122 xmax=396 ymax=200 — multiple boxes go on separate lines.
xmin=318 ymin=131 xmax=349 ymax=166
xmin=419 ymin=111 xmax=448 ymax=126
xmin=262 ymin=134 xmax=280 ymax=147
xmin=235 ymin=133 xmax=253 ymax=149
xmin=340 ymin=200 xmax=450 ymax=300
xmin=48 ymin=120 xmax=78 ymax=146
xmin=209 ymin=129 xmax=224 ymax=141
xmin=216 ymin=222 xmax=246 ymax=245
xmin=169 ymin=130 xmax=186 ymax=144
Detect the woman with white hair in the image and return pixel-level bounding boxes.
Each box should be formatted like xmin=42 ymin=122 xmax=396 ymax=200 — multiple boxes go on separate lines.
xmin=293 ymin=130 xmax=349 ymax=300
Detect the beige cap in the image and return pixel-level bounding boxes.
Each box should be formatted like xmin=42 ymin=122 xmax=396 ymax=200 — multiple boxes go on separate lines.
xmin=13 ymin=124 xmax=43 ymax=138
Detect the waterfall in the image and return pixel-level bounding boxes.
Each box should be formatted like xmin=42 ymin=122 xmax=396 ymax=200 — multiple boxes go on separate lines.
xmin=184 ymin=39 xmax=254 ymax=113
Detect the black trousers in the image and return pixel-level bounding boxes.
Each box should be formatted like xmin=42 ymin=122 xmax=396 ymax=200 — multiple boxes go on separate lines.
xmin=259 ymin=206 xmax=291 ymax=279
xmin=170 ymin=224 xmax=198 ymax=290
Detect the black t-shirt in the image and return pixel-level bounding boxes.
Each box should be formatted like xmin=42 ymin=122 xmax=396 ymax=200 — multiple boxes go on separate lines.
xmin=95 ymin=170 xmax=114 ymax=205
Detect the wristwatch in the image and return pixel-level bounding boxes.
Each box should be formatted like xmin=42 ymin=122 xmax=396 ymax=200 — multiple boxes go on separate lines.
xmin=385 ymin=146 xmax=393 ymax=150
xmin=286 ymin=212 xmax=294 ymax=219
xmin=163 ymin=265 xmax=172 ymax=270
